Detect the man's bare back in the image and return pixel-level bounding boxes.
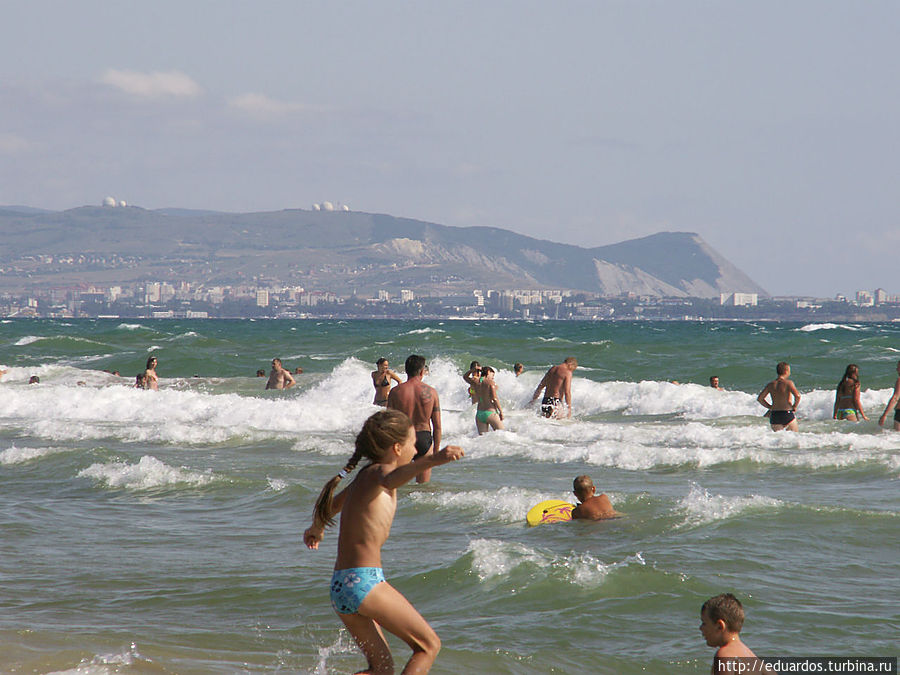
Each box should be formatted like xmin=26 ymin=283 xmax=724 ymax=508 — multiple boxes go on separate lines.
xmin=387 ymin=355 xmax=441 ymax=483
xmin=388 ymin=379 xmax=438 ymax=433
xmin=757 ymin=363 xmax=800 ymax=431
xmin=530 ymin=357 xmax=577 ymax=418
xmin=572 ymin=494 xmax=619 ymax=520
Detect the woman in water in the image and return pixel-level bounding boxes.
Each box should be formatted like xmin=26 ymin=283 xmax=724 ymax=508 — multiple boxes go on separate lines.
xmin=304 ymin=409 xmax=463 ymax=673
xmin=833 ymin=363 xmax=868 ymax=421
xmin=144 ymin=355 xmax=159 ymax=391
xmin=371 ymin=357 xmax=402 ymax=406
xmin=463 ymin=364 xmax=504 ymax=433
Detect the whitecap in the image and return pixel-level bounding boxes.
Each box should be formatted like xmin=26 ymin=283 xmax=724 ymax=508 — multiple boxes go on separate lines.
xmin=0 ymin=445 xmax=74 ymax=465
xmin=77 ymin=455 xmax=214 ymax=489
xmin=795 ymin=323 xmax=861 ymax=332
xmin=403 ymin=327 xmax=445 ymax=335
xmin=466 ymin=538 xmax=644 ymax=587
xmin=676 ymin=483 xmax=782 ymax=528
xmin=407 ymin=486 xmax=572 ymax=524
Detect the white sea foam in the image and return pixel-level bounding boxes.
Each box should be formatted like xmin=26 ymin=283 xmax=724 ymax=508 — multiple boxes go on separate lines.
xmin=466 ymin=538 xmax=644 ymax=587
xmin=1 ymin=360 xmax=897 ymax=472
xmin=46 ymin=643 xmax=144 ymax=675
xmin=78 ymin=455 xmax=215 ymax=489
xmin=14 ymin=335 xmax=43 ymax=346
xmin=676 ymin=483 xmax=783 ymax=528
xmin=116 ymin=323 xmax=143 ymax=330
xmin=0 ymin=444 xmax=73 ymax=464
xmin=795 ymin=323 xmax=862 ymax=332
xmin=407 ymin=487 xmax=572 ymax=523
xmin=266 ymin=477 xmax=288 ymax=491
xmin=403 ymin=327 xmax=445 ymax=335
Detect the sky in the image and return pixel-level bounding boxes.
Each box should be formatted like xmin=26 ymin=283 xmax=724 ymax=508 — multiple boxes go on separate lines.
xmin=1 ymin=1 xmax=898 ymax=297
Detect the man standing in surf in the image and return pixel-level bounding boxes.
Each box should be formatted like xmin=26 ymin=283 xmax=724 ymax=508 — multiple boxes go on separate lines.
xmin=530 ymin=357 xmax=577 ymax=419
xmin=265 ymin=358 xmax=295 ymax=390
xmin=756 ymin=361 xmax=801 ymax=431
xmin=388 ymin=355 xmax=441 ymax=483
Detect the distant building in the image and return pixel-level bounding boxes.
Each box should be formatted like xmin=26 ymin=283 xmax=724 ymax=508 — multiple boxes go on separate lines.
xmin=400 ymin=289 xmax=415 ymax=303
xmin=720 ymin=292 xmax=758 ymax=307
xmin=377 ymin=289 xmax=390 ymax=302
xmin=256 ymin=290 xmax=269 ymax=307
xmin=875 ymin=288 xmax=888 ymax=305
xmin=145 ymin=282 xmax=161 ymax=303
xmin=856 ymin=290 xmax=874 ymax=306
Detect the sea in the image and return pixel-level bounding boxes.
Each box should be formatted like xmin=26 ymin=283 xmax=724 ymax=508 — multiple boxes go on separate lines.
xmin=0 ymin=319 xmax=897 ymax=674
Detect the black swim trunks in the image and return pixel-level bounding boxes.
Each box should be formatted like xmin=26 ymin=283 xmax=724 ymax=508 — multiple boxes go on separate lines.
xmin=769 ymin=410 xmax=795 ymax=426
xmin=540 ymin=396 xmax=561 ymax=418
xmin=414 ymin=430 xmax=432 ymax=458
xmin=894 ymin=409 xmax=900 ymax=423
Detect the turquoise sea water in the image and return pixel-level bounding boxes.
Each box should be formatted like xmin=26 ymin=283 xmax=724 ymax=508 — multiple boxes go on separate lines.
xmin=0 ymin=319 xmax=897 ymax=673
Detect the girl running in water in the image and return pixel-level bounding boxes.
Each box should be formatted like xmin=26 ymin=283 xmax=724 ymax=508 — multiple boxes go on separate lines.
xmin=304 ymin=409 xmax=464 ymax=673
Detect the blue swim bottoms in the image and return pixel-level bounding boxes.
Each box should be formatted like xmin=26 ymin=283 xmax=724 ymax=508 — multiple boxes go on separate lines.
xmin=330 ymin=567 xmax=385 ymax=614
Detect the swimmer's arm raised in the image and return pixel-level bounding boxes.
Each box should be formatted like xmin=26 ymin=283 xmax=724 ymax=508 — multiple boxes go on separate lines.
xmin=381 ymin=445 xmax=464 ymax=490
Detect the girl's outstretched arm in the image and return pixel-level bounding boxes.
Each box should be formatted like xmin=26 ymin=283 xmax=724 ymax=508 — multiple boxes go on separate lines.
xmin=382 ymin=445 xmax=464 ymax=489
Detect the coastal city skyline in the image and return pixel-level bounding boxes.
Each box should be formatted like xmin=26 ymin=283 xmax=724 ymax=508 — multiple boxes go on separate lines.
xmin=3 ymin=2 xmax=899 ymax=297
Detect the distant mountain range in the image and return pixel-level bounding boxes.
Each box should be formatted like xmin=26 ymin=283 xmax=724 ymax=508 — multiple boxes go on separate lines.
xmin=0 ymin=205 xmax=767 ymax=297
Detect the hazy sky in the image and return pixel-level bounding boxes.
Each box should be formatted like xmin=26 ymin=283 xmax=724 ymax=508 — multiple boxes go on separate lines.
xmin=2 ymin=2 xmax=897 ymax=296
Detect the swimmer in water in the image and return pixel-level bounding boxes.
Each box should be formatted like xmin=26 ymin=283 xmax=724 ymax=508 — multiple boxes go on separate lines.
xmin=371 ymin=357 xmax=402 ymax=407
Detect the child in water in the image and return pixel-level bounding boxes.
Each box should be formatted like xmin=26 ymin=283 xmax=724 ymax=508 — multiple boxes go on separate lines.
xmin=699 ymin=593 xmax=766 ymax=674
xmin=304 ymin=409 xmax=464 ymax=674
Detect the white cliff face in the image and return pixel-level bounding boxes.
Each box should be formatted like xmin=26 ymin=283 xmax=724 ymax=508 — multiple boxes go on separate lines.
xmin=592 ymin=260 xmax=686 ymax=297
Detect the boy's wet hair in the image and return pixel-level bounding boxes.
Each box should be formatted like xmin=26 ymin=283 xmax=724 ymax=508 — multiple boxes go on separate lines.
xmin=776 ymin=361 xmax=789 ymax=375
xmin=564 ymin=356 xmax=578 ymax=366
xmin=702 ymin=593 xmax=745 ymax=632
xmin=312 ymin=409 xmax=412 ymax=528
